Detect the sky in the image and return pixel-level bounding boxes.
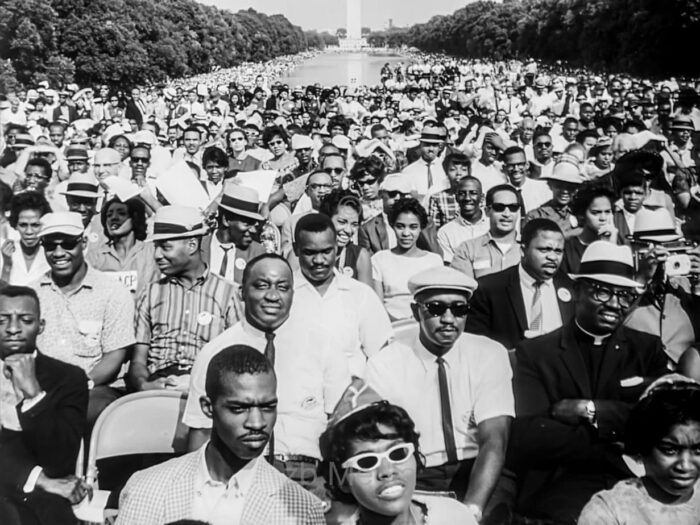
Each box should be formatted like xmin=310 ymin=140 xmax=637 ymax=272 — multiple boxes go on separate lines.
xmin=198 ymin=0 xmax=474 ymax=32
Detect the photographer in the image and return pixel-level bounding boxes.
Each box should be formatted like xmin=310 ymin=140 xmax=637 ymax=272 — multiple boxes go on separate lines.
xmin=623 ymin=208 xmax=700 ymax=363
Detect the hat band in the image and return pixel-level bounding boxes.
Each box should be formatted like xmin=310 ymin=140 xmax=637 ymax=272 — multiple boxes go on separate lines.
xmin=153 ymin=222 xmax=204 ymax=236
xmin=633 ymin=228 xmax=677 ymax=239
xmin=578 ymin=260 xmax=634 ymax=279
xmin=420 ymin=132 xmax=446 ymax=141
xmin=220 ymin=194 xmax=259 ymax=215
xmin=67 ymin=183 xmax=98 ymax=193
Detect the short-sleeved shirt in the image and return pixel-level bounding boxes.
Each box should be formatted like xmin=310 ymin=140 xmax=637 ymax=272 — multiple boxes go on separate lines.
xmin=135 ymin=269 xmax=241 ymax=375
xmin=182 ymin=316 xmax=350 ymax=459
xmin=85 ymin=240 xmax=160 ymax=297
xmin=34 ymin=266 xmax=136 ymax=372
xmin=450 ymin=232 xmax=521 ymax=280
xmin=365 ymin=333 xmax=514 ymax=468
xmin=292 ymin=270 xmax=393 ymax=378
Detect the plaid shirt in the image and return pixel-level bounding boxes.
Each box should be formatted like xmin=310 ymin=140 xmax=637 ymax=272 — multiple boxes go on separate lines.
xmin=135 ymin=269 xmax=241 ymax=375
xmin=428 ymin=189 xmax=459 ymax=229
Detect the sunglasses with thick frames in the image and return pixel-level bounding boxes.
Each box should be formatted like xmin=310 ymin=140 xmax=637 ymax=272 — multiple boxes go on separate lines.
xmin=341 ymin=442 xmax=415 ymax=473
xmin=41 ymin=236 xmax=83 ymax=251
xmin=418 ymin=301 xmax=470 ymax=318
xmin=490 ymin=203 xmax=520 ymax=213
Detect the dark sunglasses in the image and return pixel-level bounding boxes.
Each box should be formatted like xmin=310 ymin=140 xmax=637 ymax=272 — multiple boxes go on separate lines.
xmin=324 ymin=167 xmax=344 ymax=175
xmin=41 ymin=236 xmax=82 ymax=251
xmin=419 ymin=301 xmax=470 ymax=318
xmin=490 ymin=203 xmax=520 ymax=212
xmin=356 ymin=178 xmax=377 ymax=187
xmin=131 ymin=157 xmax=149 ymax=164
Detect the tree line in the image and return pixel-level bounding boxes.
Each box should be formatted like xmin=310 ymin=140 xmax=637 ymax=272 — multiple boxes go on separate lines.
xmin=370 ymin=0 xmax=700 ymax=78
xmin=0 ymin=0 xmax=337 ymax=90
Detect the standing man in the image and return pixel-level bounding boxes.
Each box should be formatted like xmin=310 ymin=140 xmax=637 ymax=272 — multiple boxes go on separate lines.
xmin=209 ymin=185 xmax=267 ymax=285
xmin=172 ymin=126 xmax=204 ymax=168
xmin=509 ymin=242 xmax=669 ymax=522
xmin=34 ymin=212 xmax=134 ymax=425
xmin=466 ymin=218 xmax=575 ymax=350
xmin=471 ymin=132 xmax=507 ymax=195
xmin=366 ymin=266 xmax=513 ymax=524
xmin=451 ymin=185 xmax=521 ymax=280
xmin=0 ymin=286 xmax=91 ymax=525
xmin=401 ymin=124 xmax=450 ymax=200
xmin=502 ymin=146 xmax=551 ymax=215
xmin=131 ymin=206 xmax=240 ymax=392
xmin=293 ymin=214 xmax=392 ymax=378
xmin=119 ymin=345 xmax=325 ymax=524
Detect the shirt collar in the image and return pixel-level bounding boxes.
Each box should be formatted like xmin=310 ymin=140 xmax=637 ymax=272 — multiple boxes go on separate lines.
xmin=165 ymin=265 xmax=210 ymax=288
xmin=195 ymin=442 xmax=259 ymax=495
xmin=519 ymin=264 xmax=553 ymax=288
xmin=412 ymin=334 xmax=458 ymax=372
xmin=575 ymin=320 xmax=611 ymax=346
xmin=457 ymin=212 xmax=486 ymax=227
xmin=40 ymin=264 xmax=96 ymax=292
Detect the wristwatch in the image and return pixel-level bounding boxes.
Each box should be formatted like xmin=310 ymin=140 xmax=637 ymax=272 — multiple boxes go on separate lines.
xmin=465 ymin=503 xmax=483 ymax=523
xmin=585 ymin=400 xmax=597 ymax=427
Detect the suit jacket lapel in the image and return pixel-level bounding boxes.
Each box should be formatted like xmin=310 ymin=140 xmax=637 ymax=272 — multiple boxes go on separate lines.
xmin=553 ymin=274 xmax=575 ymax=322
xmin=241 ymin=460 xmax=282 ymax=523
xmin=376 ymin=217 xmax=388 ymax=250
xmin=595 ymin=328 xmax=627 ymax=398
xmin=507 ymin=269 xmax=527 ymax=333
xmin=559 ymin=324 xmax=593 ymax=398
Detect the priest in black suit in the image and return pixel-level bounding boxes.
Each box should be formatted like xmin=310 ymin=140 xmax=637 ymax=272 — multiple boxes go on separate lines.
xmin=508 ymin=241 xmax=669 ymax=523
xmin=0 ymin=286 xmax=90 ymax=525
xmin=466 ymin=218 xmax=575 ymax=350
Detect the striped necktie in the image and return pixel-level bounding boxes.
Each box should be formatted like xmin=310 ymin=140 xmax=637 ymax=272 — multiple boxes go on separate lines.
xmin=530 ymin=281 xmax=544 ymax=332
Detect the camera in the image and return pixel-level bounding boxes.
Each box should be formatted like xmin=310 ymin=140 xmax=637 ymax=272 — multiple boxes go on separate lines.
xmin=665 ymin=253 xmax=692 ymax=277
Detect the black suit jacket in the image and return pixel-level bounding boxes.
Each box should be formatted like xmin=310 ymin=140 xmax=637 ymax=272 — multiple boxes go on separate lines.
xmin=466 ymin=265 xmax=576 ymax=350
xmin=508 ymin=323 xmax=668 ymax=512
xmin=0 ymin=352 xmax=88 ymax=493
xmin=358 ymin=214 xmax=442 ymax=257
xmin=52 ymin=105 xmax=78 ymax=124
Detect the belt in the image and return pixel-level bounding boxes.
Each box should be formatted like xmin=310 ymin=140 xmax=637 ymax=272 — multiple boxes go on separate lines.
xmin=273 ymin=454 xmax=320 ymax=465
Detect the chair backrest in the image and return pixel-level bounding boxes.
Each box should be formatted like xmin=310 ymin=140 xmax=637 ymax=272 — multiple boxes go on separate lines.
xmin=85 ymin=391 xmax=189 ymax=484
xmin=392 ymin=319 xmax=419 ymax=346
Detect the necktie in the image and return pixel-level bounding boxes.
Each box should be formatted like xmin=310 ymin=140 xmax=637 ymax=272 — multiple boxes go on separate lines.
xmin=218 ymin=244 xmax=233 ymax=278
xmin=427 ymin=162 xmax=434 ymax=188
xmin=264 ymin=331 xmax=276 ymax=366
xmin=515 ymin=188 xmax=527 ymax=221
xmin=530 ymin=281 xmax=544 ymax=332
xmin=436 ymin=357 xmax=458 ymax=464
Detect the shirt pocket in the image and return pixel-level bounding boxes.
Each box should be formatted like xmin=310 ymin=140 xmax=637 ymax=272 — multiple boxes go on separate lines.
xmin=75 ymin=320 xmax=103 ymax=357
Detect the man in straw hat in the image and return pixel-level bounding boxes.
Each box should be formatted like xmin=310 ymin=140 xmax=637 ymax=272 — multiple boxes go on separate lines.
xmin=130 ymin=206 xmax=241 ymax=392
xmin=509 ymin=241 xmax=669 ymax=522
xmin=366 ymin=265 xmax=513 ymax=523
xmin=401 ymin=122 xmax=450 ymax=200
xmin=209 ymin=184 xmax=267 ymax=285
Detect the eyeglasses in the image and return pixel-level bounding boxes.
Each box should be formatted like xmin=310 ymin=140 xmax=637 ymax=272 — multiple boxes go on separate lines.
xmin=356 ymin=178 xmax=377 ymax=187
xmin=268 ymin=140 xmax=285 ymax=147
xmin=41 ymin=236 xmax=82 ymax=251
xmin=418 ymin=301 xmax=470 ymax=318
xmin=341 ymin=443 xmax=415 ymax=473
xmin=535 ymin=142 xmax=552 ymax=148
xmin=490 ymin=203 xmax=520 ymax=213
xmin=230 ymin=137 xmax=246 ymax=142
xmin=131 ymin=157 xmax=150 ymax=164
xmin=324 ymin=168 xmax=345 ymax=175
xmin=582 ymin=281 xmax=638 ymax=308
xmin=308 ymin=183 xmax=333 ymax=191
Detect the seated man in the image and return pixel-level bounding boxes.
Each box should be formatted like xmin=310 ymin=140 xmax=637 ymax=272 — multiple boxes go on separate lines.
xmin=509 ymin=242 xmax=669 ymax=523
xmin=0 ymin=285 xmax=90 ymax=525
xmin=34 ymin=212 xmax=134 ymax=426
xmin=118 ymin=345 xmax=325 ymax=524
xmin=131 ymin=206 xmax=241 ymax=392
xmin=184 ymin=253 xmax=349 ymax=497
xmin=208 ymin=184 xmax=267 ymax=285
xmin=366 ymin=266 xmax=513 ymax=524
xmin=466 ymin=218 xmax=575 ymax=350
xmin=59 ymin=172 xmax=106 ymax=255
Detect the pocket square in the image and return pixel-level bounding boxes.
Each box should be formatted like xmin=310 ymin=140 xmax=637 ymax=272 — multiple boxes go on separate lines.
xmin=620 ymin=376 xmax=644 ymax=387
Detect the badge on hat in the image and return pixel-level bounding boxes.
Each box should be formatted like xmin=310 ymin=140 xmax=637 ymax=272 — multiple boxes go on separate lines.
xmin=557 ymin=288 xmax=572 ymax=302
xmin=197 ymin=311 xmax=213 ymax=326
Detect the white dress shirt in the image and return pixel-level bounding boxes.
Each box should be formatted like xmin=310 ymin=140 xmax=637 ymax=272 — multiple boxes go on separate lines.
xmin=209 ymin=234 xmax=236 ymax=283
xmin=183 ymin=315 xmax=349 ymax=460
xmin=365 ymin=333 xmax=514 ymax=468
xmin=512 ymin=178 xmax=553 ymax=214
xmin=471 ymin=159 xmax=507 ymax=194
xmin=518 ymin=265 xmax=562 ymax=336
xmin=191 ymin=444 xmax=259 ymax=525
xmin=402 ymin=158 xmax=450 ymax=200
xmin=291 ymin=270 xmax=393 ymax=378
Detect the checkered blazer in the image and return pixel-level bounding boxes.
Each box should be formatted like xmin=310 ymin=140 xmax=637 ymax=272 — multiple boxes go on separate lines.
xmin=116 ymin=451 xmax=325 ymax=524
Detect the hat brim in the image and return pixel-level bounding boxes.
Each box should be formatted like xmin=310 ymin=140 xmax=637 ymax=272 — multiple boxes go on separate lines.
xmin=60 ymin=190 xmax=99 ymax=199
xmin=146 ymin=226 xmax=209 ymax=242
xmin=411 ymin=284 xmax=475 ymax=298
xmin=217 ymin=203 xmax=264 ymax=222
xmin=568 ymin=273 xmax=641 ymax=289
xmin=38 ymin=226 xmax=85 ymax=238
xmin=420 ymin=138 xmax=446 ymax=144
xmin=633 ymin=233 xmax=681 ymax=243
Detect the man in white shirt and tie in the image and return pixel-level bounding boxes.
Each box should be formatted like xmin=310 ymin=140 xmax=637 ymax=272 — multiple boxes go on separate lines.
xmin=365 ymin=266 xmax=513 ymax=524
xmin=401 ymin=123 xmax=450 ymax=200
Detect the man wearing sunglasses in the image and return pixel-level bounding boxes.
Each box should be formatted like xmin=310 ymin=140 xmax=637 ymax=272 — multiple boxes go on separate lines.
xmin=509 ymin=241 xmax=669 ymax=523
xmin=366 ymin=266 xmax=513 ymax=523
xmin=452 ymin=184 xmax=522 ymax=280
xmin=33 ymin=212 xmax=135 ymax=426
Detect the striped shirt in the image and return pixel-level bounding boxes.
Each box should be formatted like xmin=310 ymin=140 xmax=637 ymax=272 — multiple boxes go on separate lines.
xmin=135 ymin=268 xmax=242 ymax=375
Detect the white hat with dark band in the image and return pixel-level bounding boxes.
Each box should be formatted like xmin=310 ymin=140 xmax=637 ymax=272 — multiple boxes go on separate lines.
xmin=569 ymin=241 xmax=640 ymax=288
xmin=147 ymin=206 xmax=209 ymax=242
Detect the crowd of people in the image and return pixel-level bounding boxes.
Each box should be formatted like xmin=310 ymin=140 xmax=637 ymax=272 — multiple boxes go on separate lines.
xmin=1 ymin=49 xmax=700 ymax=525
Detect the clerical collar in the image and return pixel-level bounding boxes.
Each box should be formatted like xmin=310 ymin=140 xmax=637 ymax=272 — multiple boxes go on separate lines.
xmin=575 ymin=321 xmax=611 ymax=346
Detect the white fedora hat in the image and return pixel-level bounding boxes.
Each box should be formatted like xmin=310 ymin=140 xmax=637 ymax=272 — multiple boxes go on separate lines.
xmin=569 ymin=241 xmax=640 ymax=288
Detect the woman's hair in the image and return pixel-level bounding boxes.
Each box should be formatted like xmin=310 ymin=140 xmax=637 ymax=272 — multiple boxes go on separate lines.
xmin=262 ymin=125 xmax=288 ymax=147
xmin=202 ymin=146 xmax=228 ymax=167
xmin=349 ymin=156 xmax=386 ymax=184
xmin=624 ymin=377 xmax=700 ymax=457
xmin=108 ymin=134 xmax=132 ymax=153
xmin=570 ymin=181 xmax=615 ymax=220
xmin=319 ymin=189 xmax=364 ymax=223
xmin=9 ymin=191 xmax=51 ymax=228
xmin=100 ymin=196 xmax=148 ymax=241
xmin=319 ymin=402 xmax=422 ymax=504
xmin=388 ymin=197 xmax=428 ymax=229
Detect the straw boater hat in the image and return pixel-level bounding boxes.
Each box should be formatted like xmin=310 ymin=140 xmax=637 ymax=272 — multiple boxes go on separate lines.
xmin=543 ymin=155 xmax=586 ymax=185
xmin=631 ymin=208 xmax=681 ymax=244
xmin=419 ymin=126 xmax=447 ymax=144
xmin=670 ymin=115 xmax=695 ymax=131
xmin=568 ymin=241 xmax=640 ymax=288
xmin=218 ymin=185 xmax=264 ymax=221
xmin=60 ymin=173 xmax=99 ymax=199
xmin=147 ymin=206 xmax=209 ymax=242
